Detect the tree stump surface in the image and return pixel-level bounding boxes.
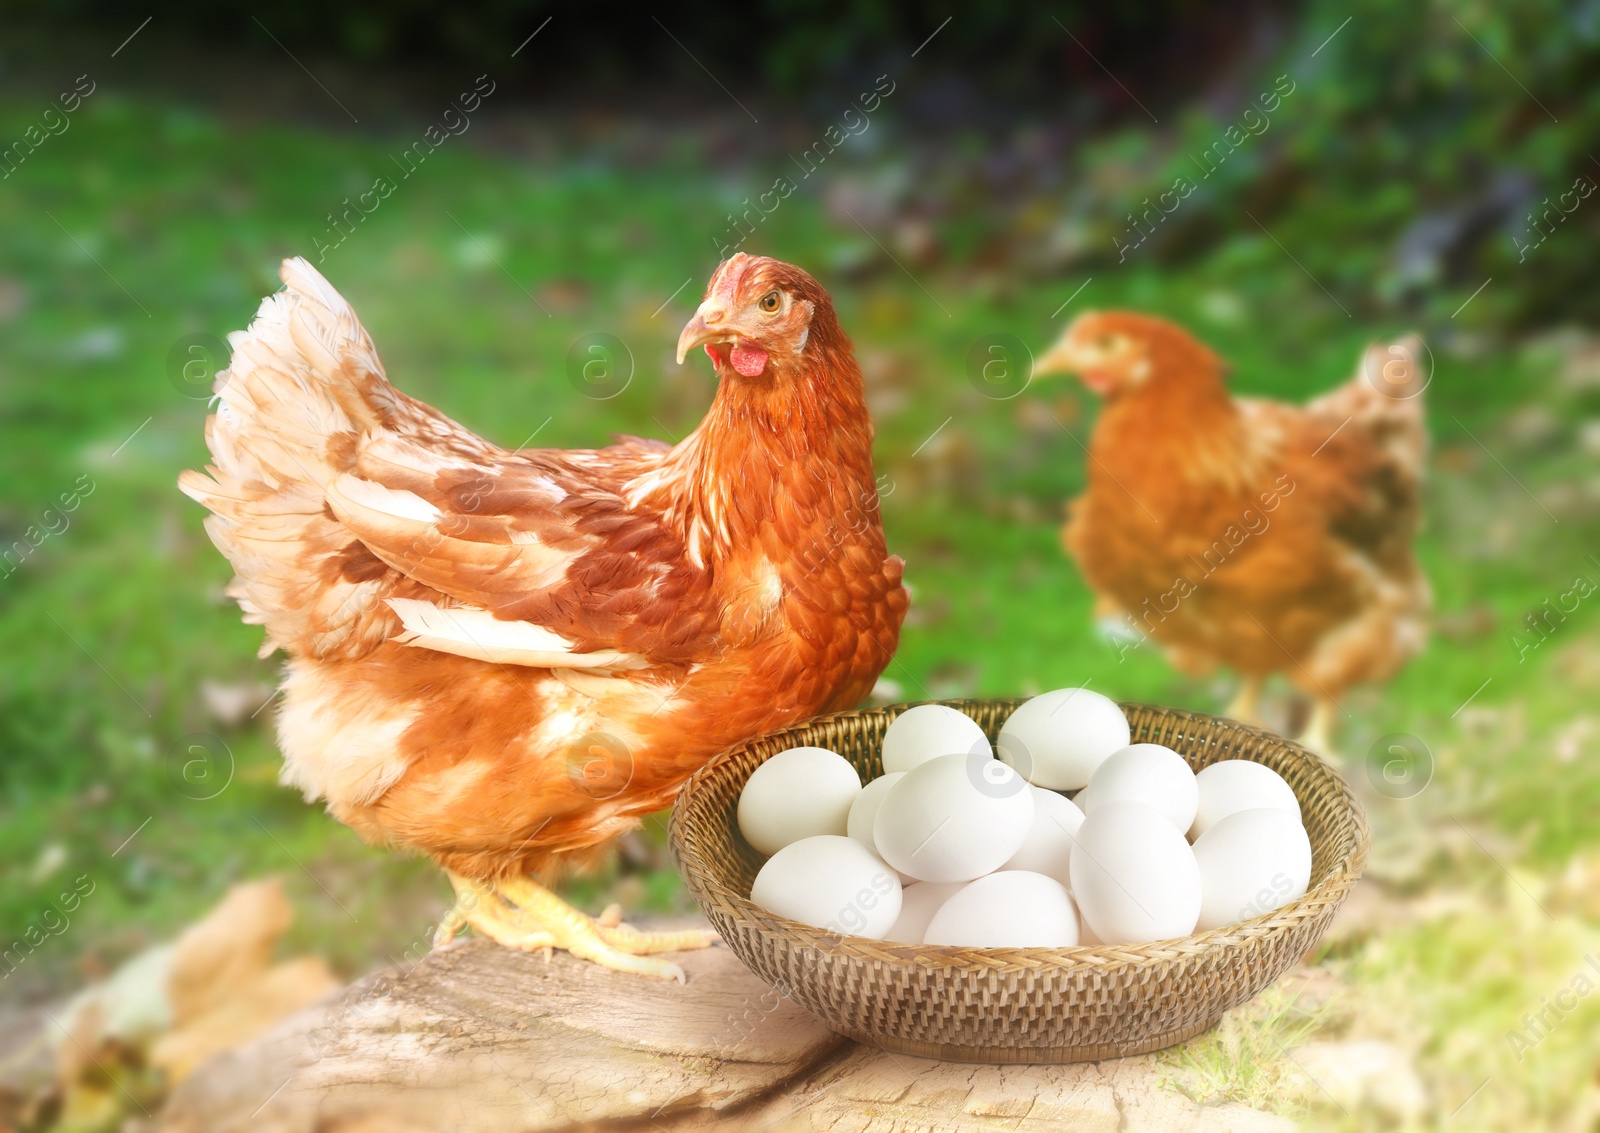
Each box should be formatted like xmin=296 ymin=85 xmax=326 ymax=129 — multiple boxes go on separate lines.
xmin=161 ymin=919 xmax=1295 ymax=1133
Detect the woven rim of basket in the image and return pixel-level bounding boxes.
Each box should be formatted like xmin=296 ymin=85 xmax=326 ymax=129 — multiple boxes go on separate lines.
xmin=671 ymin=699 xmax=1370 ymax=973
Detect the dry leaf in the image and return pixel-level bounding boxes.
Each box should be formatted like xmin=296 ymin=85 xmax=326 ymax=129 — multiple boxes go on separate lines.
xmin=151 ymin=956 xmax=338 ymax=1082
xmin=166 ymin=878 xmax=294 ymax=1024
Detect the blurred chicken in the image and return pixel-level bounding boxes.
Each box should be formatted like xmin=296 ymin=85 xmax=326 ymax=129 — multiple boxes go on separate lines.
xmin=180 ymin=254 xmax=907 ymax=978
xmin=1034 ymin=312 xmax=1428 ymax=756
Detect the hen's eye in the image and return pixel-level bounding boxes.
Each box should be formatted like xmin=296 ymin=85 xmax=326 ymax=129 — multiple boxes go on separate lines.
xmin=758 ymin=291 xmax=781 ymax=313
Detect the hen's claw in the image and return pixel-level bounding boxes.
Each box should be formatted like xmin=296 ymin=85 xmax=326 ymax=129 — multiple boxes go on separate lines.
xmin=438 ymin=873 xmax=716 ymax=982
xmin=432 ymin=902 xmax=469 ymax=949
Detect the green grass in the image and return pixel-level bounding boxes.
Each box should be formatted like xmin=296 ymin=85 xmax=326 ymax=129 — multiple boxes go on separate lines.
xmin=4 ymin=88 xmax=1600 ymax=1128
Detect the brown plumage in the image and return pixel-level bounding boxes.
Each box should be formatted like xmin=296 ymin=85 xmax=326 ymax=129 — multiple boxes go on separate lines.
xmin=1034 ymin=312 xmax=1428 ymax=754
xmin=179 ymin=253 xmax=907 ymax=977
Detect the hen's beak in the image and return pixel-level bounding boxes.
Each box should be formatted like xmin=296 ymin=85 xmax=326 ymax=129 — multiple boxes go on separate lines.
xmin=675 ymin=302 xmax=737 ymax=365
xmin=1032 ymin=336 xmax=1087 ymax=378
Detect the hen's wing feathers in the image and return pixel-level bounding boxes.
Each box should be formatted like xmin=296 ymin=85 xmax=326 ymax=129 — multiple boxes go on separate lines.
xmin=1300 ymin=337 xmax=1427 ymax=574
xmin=184 ymin=257 xmax=718 ymax=668
xmin=384 ymin=597 xmax=650 ymax=670
xmin=326 ymin=440 xmax=719 ymax=664
xmin=1159 ymin=337 xmax=1426 ymax=601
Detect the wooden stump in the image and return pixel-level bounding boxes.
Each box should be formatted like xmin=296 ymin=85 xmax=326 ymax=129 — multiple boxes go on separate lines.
xmin=161 ymin=919 xmax=1294 ymax=1133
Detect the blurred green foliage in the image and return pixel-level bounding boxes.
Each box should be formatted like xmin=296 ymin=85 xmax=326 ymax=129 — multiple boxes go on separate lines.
xmin=1255 ymin=0 xmax=1599 ymax=323
xmin=13 ymin=2 xmax=1269 ymax=103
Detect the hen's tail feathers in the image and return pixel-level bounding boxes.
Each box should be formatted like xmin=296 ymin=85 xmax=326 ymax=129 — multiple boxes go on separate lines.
xmin=1311 ymin=333 xmax=1428 ymax=478
xmin=178 ymin=258 xmax=403 ymax=660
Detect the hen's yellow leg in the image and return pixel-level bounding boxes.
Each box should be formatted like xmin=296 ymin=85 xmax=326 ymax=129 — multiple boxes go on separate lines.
xmin=1225 ymin=675 xmax=1265 ymax=727
xmin=434 ymin=873 xmax=716 ymax=982
xmin=1297 ymin=696 xmax=1342 ymax=761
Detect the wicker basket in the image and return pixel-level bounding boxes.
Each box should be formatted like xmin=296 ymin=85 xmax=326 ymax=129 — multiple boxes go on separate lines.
xmin=670 ymin=699 xmax=1369 ymax=1064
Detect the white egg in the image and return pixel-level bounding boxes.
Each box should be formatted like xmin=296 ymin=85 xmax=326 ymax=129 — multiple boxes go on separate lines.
xmin=737 ymin=747 xmax=861 ymax=856
xmin=1192 ymin=808 xmax=1312 ymax=931
xmin=847 ymin=772 xmax=906 ymax=844
xmin=749 ymin=835 xmax=902 ymax=938
xmin=1000 ymin=786 xmax=1085 ymax=888
xmin=923 ymin=872 xmax=1080 ymax=948
xmin=996 ymin=687 xmax=1130 ymax=790
xmin=1078 ymin=743 xmax=1198 ymax=833
xmin=1189 ymin=760 xmax=1302 ymax=840
xmin=880 ymin=704 xmax=992 ymax=774
xmin=1070 ymin=800 xmax=1201 ymax=944
xmin=884 ymin=880 xmax=964 ymax=943
xmin=847 ymin=772 xmax=913 ymax=882
xmin=873 ymin=751 xmax=1034 ymax=882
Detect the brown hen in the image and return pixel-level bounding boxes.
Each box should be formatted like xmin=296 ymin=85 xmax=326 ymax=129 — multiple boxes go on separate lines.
xmin=180 ymin=253 xmax=907 ymax=978
xmin=1034 ymin=312 xmax=1428 ymax=756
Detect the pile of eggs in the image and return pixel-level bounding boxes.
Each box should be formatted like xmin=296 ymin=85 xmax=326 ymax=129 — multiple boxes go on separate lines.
xmin=738 ymin=690 xmax=1313 ymax=949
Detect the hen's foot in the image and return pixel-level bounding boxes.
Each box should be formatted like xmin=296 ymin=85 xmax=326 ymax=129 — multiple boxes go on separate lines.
xmin=434 ymin=873 xmax=716 ymax=982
